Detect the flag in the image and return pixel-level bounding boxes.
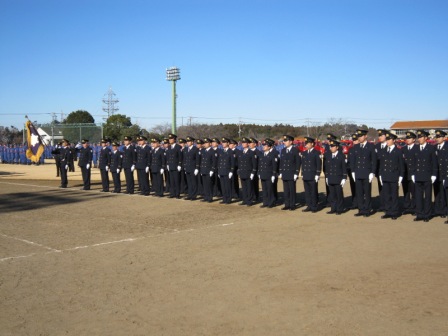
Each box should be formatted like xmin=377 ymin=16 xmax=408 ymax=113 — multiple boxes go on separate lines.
xmin=25 ymin=120 xmax=45 ymax=162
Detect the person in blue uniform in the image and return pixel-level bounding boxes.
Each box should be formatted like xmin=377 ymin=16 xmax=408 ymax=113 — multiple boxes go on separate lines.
xmin=411 ymin=130 xmax=438 ymax=222
xmin=301 ymin=137 xmax=322 ymax=213
xmin=178 ymin=138 xmax=188 ymax=195
xmin=436 ymin=132 xmax=448 ymax=223
xmin=51 ymin=142 xmax=62 ymax=177
xmin=217 ymin=137 xmax=235 ymax=204
xmin=78 ymin=139 xmax=93 ymax=190
xmin=434 ymin=130 xmax=448 ymax=218
xmin=375 ymin=129 xmax=389 ymax=211
xmin=323 ymin=133 xmax=341 ymax=207
xmin=249 ymin=137 xmax=261 ymax=202
xmin=211 ymin=138 xmax=222 ymax=197
xmin=378 ymin=133 xmax=404 ymax=220
xmin=162 ymin=138 xmax=170 ymax=193
xmin=196 ymin=139 xmax=204 ymax=197
xmin=136 ymin=136 xmax=151 ymax=196
xmin=122 ymin=136 xmax=136 ymax=194
xmin=229 ymin=139 xmax=241 ymax=200
xmin=236 ymin=137 xmax=258 ymax=206
xmin=323 ymin=140 xmax=347 ymax=215
xmin=200 ymin=138 xmax=217 ymax=203
xmin=183 ymin=136 xmax=201 ymax=200
xmin=150 ymin=138 xmax=165 ymax=197
xmin=347 ymin=133 xmax=359 ymax=210
xmin=350 ymin=129 xmax=377 ymax=217
xmin=258 ymin=138 xmax=279 ymax=208
xmin=98 ymin=138 xmax=111 ymax=192
xmin=58 ymin=139 xmax=72 ymax=188
xmin=279 ymin=135 xmax=300 ymax=211
xmin=402 ymin=131 xmax=418 ymax=215
xmin=166 ymin=133 xmax=183 ymax=199
xmin=109 ymin=142 xmax=123 ymax=193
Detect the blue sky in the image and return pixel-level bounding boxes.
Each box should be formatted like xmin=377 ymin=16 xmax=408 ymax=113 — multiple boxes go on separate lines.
xmin=1 ymin=0 xmax=447 ymax=131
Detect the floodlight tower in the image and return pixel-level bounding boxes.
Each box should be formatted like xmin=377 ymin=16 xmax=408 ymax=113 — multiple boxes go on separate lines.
xmin=166 ymin=67 xmax=180 ymax=134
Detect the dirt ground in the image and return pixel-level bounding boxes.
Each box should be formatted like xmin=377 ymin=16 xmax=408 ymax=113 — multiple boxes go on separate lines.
xmin=1 ymin=162 xmax=447 ymax=335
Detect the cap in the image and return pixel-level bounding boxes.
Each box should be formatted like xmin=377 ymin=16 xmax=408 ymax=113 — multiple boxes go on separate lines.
xmin=211 ymin=137 xmax=221 ymax=144
xmin=416 ymin=129 xmax=429 ymax=138
xmin=111 ymin=142 xmax=119 ymax=146
xmin=351 ymin=133 xmax=358 ymax=140
xmin=186 ymin=136 xmax=195 ymax=142
xmin=163 ymin=138 xmax=169 ymax=144
xmin=221 ymin=137 xmax=230 ymax=143
xmin=151 ymin=138 xmax=160 ymax=143
xmin=405 ymin=131 xmax=416 ymax=139
xmin=329 ymin=140 xmax=340 ymax=147
xmin=249 ymin=137 xmax=258 ymax=144
xmin=385 ymin=132 xmax=397 ymax=140
xmin=138 ymin=136 xmax=148 ymax=141
xmin=283 ymin=135 xmax=294 ymax=141
xmin=62 ymin=139 xmax=69 ymax=143
xmin=123 ymin=136 xmax=132 ymax=141
xmin=101 ymin=138 xmax=108 ymax=143
xmin=178 ymin=138 xmax=186 ymax=144
xmin=81 ymin=139 xmax=89 ymax=144
xmin=262 ymin=138 xmax=274 ymax=147
xmin=435 ymin=130 xmax=447 ymax=138
xmin=196 ymin=139 xmax=204 ymax=145
xmin=241 ymin=137 xmax=250 ymax=143
xmin=327 ymin=133 xmax=337 ymax=140
xmin=203 ymin=138 xmax=212 ymax=143
xmin=168 ymin=133 xmax=177 ymax=139
xmin=229 ymin=139 xmax=237 ymax=145
xmin=356 ymin=129 xmax=368 ymax=136
xmin=304 ymin=137 xmax=315 ymax=144
xmin=377 ymin=129 xmax=388 ymax=136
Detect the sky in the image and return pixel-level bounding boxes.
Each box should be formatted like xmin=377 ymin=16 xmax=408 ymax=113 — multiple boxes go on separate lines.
xmin=0 ymin=0 xmax=447 ymax=131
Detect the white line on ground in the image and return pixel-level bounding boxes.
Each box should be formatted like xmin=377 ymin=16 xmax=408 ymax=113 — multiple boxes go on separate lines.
xmin=0 ymin=233 xmax=61 ymax=252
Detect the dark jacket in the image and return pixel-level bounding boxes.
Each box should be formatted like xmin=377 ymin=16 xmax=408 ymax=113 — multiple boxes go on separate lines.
xmin=78 ymin=146 xmax=93 ymax=167
xmin=183 ymin=145 xmax=201 ymax=173
xmin=323 ymin=151 xmax=347 ymax=184
xmin=411 ymin=143 xmax=438 ymax=182
xmin=122 ymin=144 xmax=137 ymax=169
xmin=98 ymin=146 xmax=111 ymax=169
xmin=110 ymin=150 xmax=123 ymax=172
xmin=236 ymin=148 xmax=257 ymax=179
xmin=200 ymin=148 xmax=217 ymax=174
xmin=217 ymin=148 xmax=235 ymax=176
xmin=150 ymin=147 xmax=165 ymax=173
xmin=258 ymin=149 xmax=279 ymax=180
xmin=378 ymin=146 xmax=404 ymax=182
xmin=135 ymin=145 xmax=151 ymax=170
xmin=402 ymin=144 xmax=419 ymax=181
xmin=301 ymin=148 xmax=322 ymax=181
xmin=279 ymin=146 xmax=301 ymax=180
xmin=166 ymin=144 xmax=183 ymax=171
xmin=349 ymin=142 xmax=377 ymax=179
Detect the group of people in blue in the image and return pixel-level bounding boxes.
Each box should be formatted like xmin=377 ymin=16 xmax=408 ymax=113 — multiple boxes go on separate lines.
xmin=52 ymin=128 xmax=448 ymax=224
xmin=0 ymin=144 xmax=50 ymax=165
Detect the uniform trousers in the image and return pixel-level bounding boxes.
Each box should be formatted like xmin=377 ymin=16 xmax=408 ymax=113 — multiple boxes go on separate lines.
xmin=377 ymin=178 xmax=385 ymax=210
xmin=59 ymin=165 xmax=68 ymax=187
xmin=328 ymin=183 xmax=344 ymax=213
xmin=185 ymin=172 xmax=198 ymax=198
xmin=100 ymin=168 xmax=109 ymax=191
xmin=303 ymin=179 xmax=318 ymax=211
xmin=415 ymin=180 xmax=433 ymax=219
xmin=402 ymin=179 xmax=415 ymax=213
xmin=111 ymin=171 xmax=121 ymax=192
xmin=124 ymin=168 xmax=135 ymax=194
xmin=434 ymin=180 xmax=446 ymax=216
xmin=252 ymin=175 xmax=260 ymax=201
xmin=282 ymin=179 xmax=296 ymax=209
xmin=137 ymin=169 xmax=150 ymax=195
xmin=81 ymin=166 xmax=91 ymax=190
xmin=180 ymin=169 xmax=188 ymax=194
xmin=169 ymin=170 xmax=180 ymax=197
xmin=355 ymin=178 xmax=372 ymax=214
xmin=201 ymin=174 xmax=213 ymax=202
xmin=261 ymin=178 xmax=275 ymax=207
xmin=240 ymin=177 xmax=254 ymax=205
xmin=151 ymin=172 xmax=164 ymax=196
xmin=382 ymin=181 xmax=400 ymax=216
xmin=219 ymin=175 xmax=232 ymax=203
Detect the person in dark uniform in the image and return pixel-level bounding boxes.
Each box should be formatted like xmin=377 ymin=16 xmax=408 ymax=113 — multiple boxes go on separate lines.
xmin=258 ymin=138 xmax=278 ymax=208
xmin=68 ymin=143 xmax=77 ymax=172
xmin=323 ymin=133 xmax=340 ymax=207
xmin=375 ymin=129 xmax=388 ymax=212
xmin=122 ymin=136 xmax=136 ymax=194
xmin=279 ymin=135 xmax=300 ymax=211
xmin=196 ymin=139 xmax=204 ymax=197
xmin=402 ymin=131 xmax=418 ymax=215
xmin=236 ymin=137 xmax=258 ymax=206
xmin=301 ymin=137 xmax=322 ymax=213
xmin=78 ymin=139 xmax=93 ymax=190
xmin=269 ymin=138 xmax=280 ymax=204
xmin=437 ymin=132 xmax=448 ymax=223
xmin=58 ymin=139 xmax=72 ymax=188
xmin=217 ymin=138 xmax=235 ymax=204
xmin=136 ymin=136 xmax=151 ymax=196
xmin=51 ymin=141 xmax=62 ymax=177
xmin=211 ymin=138 xmax=222 ymax=197
xmin=200 ymin=138 xmax=217 ymax=203
xmin=347 ymin=133 xmax=359 ymax=210
xmin=378 ymin=133 xmax=404 ymax=220
xmin=166 ymin=133 xmax=183 ymax=199
xmin=110 ymin=142 xmax=123 ymax=193
xmin=183 ymin=136 xmax=201 ymax=200
xmin=98 ymin=138 xmax=111 ymax=192
xmin=229 ymin=139 xmax=241 ymax=200
xmin=178 ymin=138 xmax=188 ymax=195
xmin=323 ymin=140 xmax=347 ymax=215
xmin=162 ymin=138 xmax=170 ymax=193
xmin=249 ymin=137 xmax=261 ymax=202
xmin=150 ymin=138 xmax=165 ymax=197
xmin=411 ymin=130 xmax=438 ymax=222
xmin=434 ymin=130 xmax=448 ymax=218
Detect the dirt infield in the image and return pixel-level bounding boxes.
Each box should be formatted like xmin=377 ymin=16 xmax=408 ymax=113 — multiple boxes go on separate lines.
xmin=1 ymin=163 xmax=448 ymax=335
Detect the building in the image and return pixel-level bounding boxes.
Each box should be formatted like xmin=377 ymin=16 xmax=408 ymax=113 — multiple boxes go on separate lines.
xmin=390 ymin=120 xmax=448 ymax=138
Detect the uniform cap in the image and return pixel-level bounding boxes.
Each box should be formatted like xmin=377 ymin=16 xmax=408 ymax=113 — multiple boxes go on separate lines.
xmin=100 ymin=138 xmax=108 ymax=143
xmin=186 ymin=136 xmax=195 ymax=142
xmin=211 ymin=137 xmax=221 ymax=144
xmin=435 ymin=130 xmax=447 ymax=138
xmin=111 ymin=142 xmax=119 ymax=146
xmin=151 ymin=138 xmax=160 ymax=143
xmin=329 ymin=140 xmax=340 ymax=147
xmin=356 ymin=129 xmax=368 ymax=136
xmin=138 ymin=136 xmax=148 ymax=141
xmin=385 ymin=133 xmax=397 ymax=140
xmin=221 ymin=137 xmax=230 ymax=143
xmin=351 ymin=133 xmax=358 ymax=140
xmin=283 ymin=135 xmax=294 ymax=141
xmin=241 ymin=137 xmax=250 ymax=143
xmin=62 ymin=139 xmax=69 ymax=143
xmin=249 ymin=137 xmax=258 ymax=144
xmin=230 ymin=139 xmax=238 ymax=145
xmin=163 ymin=138 xmax=169 ymax=144
xmin=196 ymin=139 xmax=204 ymax=145
xmin=304 ymin=137 xmax=315 ymax=144
xmin=168 ymin=133 xmax=177 ymax=139
xmin=178 ymin=138 xmax=186 ymax=144
xmin=416 ymin=129 xmax=429 ymax=138
xmin=377 ymin=129 xmax=389 ymax=136
xmin=81 ymin=139 xmax=89 ymax=144
xmin=262 ymin=138 xmax=274 ymax=147
xmin=327 ymin=133 xmax=337 ymax=140
xmin=405 ymin=131 xmax=416 ymax=139
xmin=203 ymin=138 xmax=212 ymax=143
xmin=123 ymin=136 xmax=132 ymax=141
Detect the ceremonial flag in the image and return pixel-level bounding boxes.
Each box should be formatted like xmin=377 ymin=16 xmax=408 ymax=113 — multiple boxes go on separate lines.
xmin=25 ymin=120 xmax=45 ymax=162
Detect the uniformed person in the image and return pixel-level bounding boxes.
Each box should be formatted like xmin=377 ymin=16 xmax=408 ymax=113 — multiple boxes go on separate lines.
xmin=99 ymin=138 xmax=111 ymax=192
xmin=200 ymin=138 xmax=217 ymax=203
xmin=301 ymin=137 xmax=322 ymax=213
xmin=249 ymin=137 xmax=261 ymax=202
xmin=350 ymin=129 xmax=377 ymax=217
xmin=378 ymin=133 xmax=404 ymax=220
xmin=162 ymin=138 xmax=170 ymax=193
xmin=217 ymin=138 xmax=235 ymax=204
xmin=236 ymin=137 xmax=258 ymax=206
xmin=375 ymin=129 xmax=389 ymax=211
xmin=323 ymin=133 xmax=340 ymax=207
xmin=78 ymin=139 xmax=93 ymax=190
xmin=183 ymin=136 xmax=201 ymax=200
xmin=196 ymin=139 xmax=205 ymax=197
xmin=279 ymin=135 xmax=301 ymax=211
xmin=347 ymin=133 xmax=359 ymax=209
xmin=68 ymin=143 xmax=77 ymax=172
xmin=150 ymin=138 xmax=165 ymax=197
xmin=122 ymin=136 xmax=136 ymax=194
xmin=110 ymin=142 xmax=123 ymax=193
xmin=211 ymin=138 xmax=222 ymax=197
xmin=323 ymin=140 xmax=346 ymax=214
xmin=434 ymin=130 xmax=448 ymax=218
xmin=402 ymin=131 xmax=418 ymax=215
xmin=51 ymin=142 xmax=62 ymax=177
xmin=411 ymin=130 xmax=438 ymax=222
xmin=166 ymin=133 xmax=183 ymax=199
xmin=229 ymin=139 xmax=241 ymax=200
xmin=136 ymin=136 xmax=151 ymax=196
xmin=178 ymin=138 xmax=188 ymax=195
xmin=58 ymin=139 xmax=72 ymax=188
xmin=258 ymin=138 xmax=279 ymax=208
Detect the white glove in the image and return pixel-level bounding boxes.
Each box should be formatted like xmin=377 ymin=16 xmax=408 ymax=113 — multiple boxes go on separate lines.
xmin=379 ymin=175 xmax=383 ymax=186
xmin=86 ymin=164 xmax=90 ymax=169
xmin=210 ymin=171 xmax=214 ymax=177
xmin=411 ymin=175 xmax=415 ymax=183
xmin=431 ymin=176 xmax=436 ymax=184
xmin=315 ymin=175 xmax=319 ymax=183
xmin=177 ymin=166 xmax=181 ymax=172
xmin=229 ymin=172 xmax=233 ymax=179
xmin=250 ymin=173 xmax=254 ymax=180
xmin=194 ymin=169 xmax=199 ymax=176
xmin=65 ymin=165 xmax=68 ymax=170
xmin=166 ymin=165 xmax=170 ymax=171
xmin=116 ymin=169 xmax=120 ymax=174
xmin=369 ymin=173 xmax=374 ymax=183
xmin=326 ymin=178 xmax=329 ymax=186
xmin=271 ymin=176 xmax=275 ymax=183
xmin=351 ymin=172 xmax=355 ymax=180
xmin=278 ymin=174 xmax=282 ymax=179
xmin=145 ymin=167 xmax=149 ymax=173
xmin=443 ymin=179 xmax=445 ymax=185
xmin=341 ymin=179 xmax=346 ymax=187
xmin=294 ymin=174 xmax=298 ymax=181
xmin=218 ymin=174 xmax=221 ymax=179
xmin=105 ymin=166 xmax=109 ymax=172
xmin=160 ymin=168 xmax=164 ymax=174
xmin=131 ymin=165 xmax=135 ymax=172
xmin=398 ymin=176 xmax=403 ymax=187
xmin=258 ymin=175 xmax=261 ymax=179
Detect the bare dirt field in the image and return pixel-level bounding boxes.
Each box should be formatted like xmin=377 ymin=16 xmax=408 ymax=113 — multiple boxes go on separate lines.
xmin=1 ymin=162 xmax=447 ymax=335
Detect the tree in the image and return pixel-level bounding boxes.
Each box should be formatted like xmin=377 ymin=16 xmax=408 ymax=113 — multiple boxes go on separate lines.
xmin=63 ymin=110 xmax=95 ymax=124
xmin=60 ymin=110 xmax=98 ymax=143
xmin=103 ymin=114 xmax=141 ymax=141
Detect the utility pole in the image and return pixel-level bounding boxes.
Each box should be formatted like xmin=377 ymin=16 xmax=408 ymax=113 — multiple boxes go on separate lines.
xmin=238 ymin=118 xmax=242 ymax=138
xmin=102 ymin=87 xmax=119 ymax=117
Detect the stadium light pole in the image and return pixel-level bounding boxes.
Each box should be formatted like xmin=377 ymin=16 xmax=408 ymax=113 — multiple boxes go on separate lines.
xmin=166 ymin=67 xmax=181 ymax=134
